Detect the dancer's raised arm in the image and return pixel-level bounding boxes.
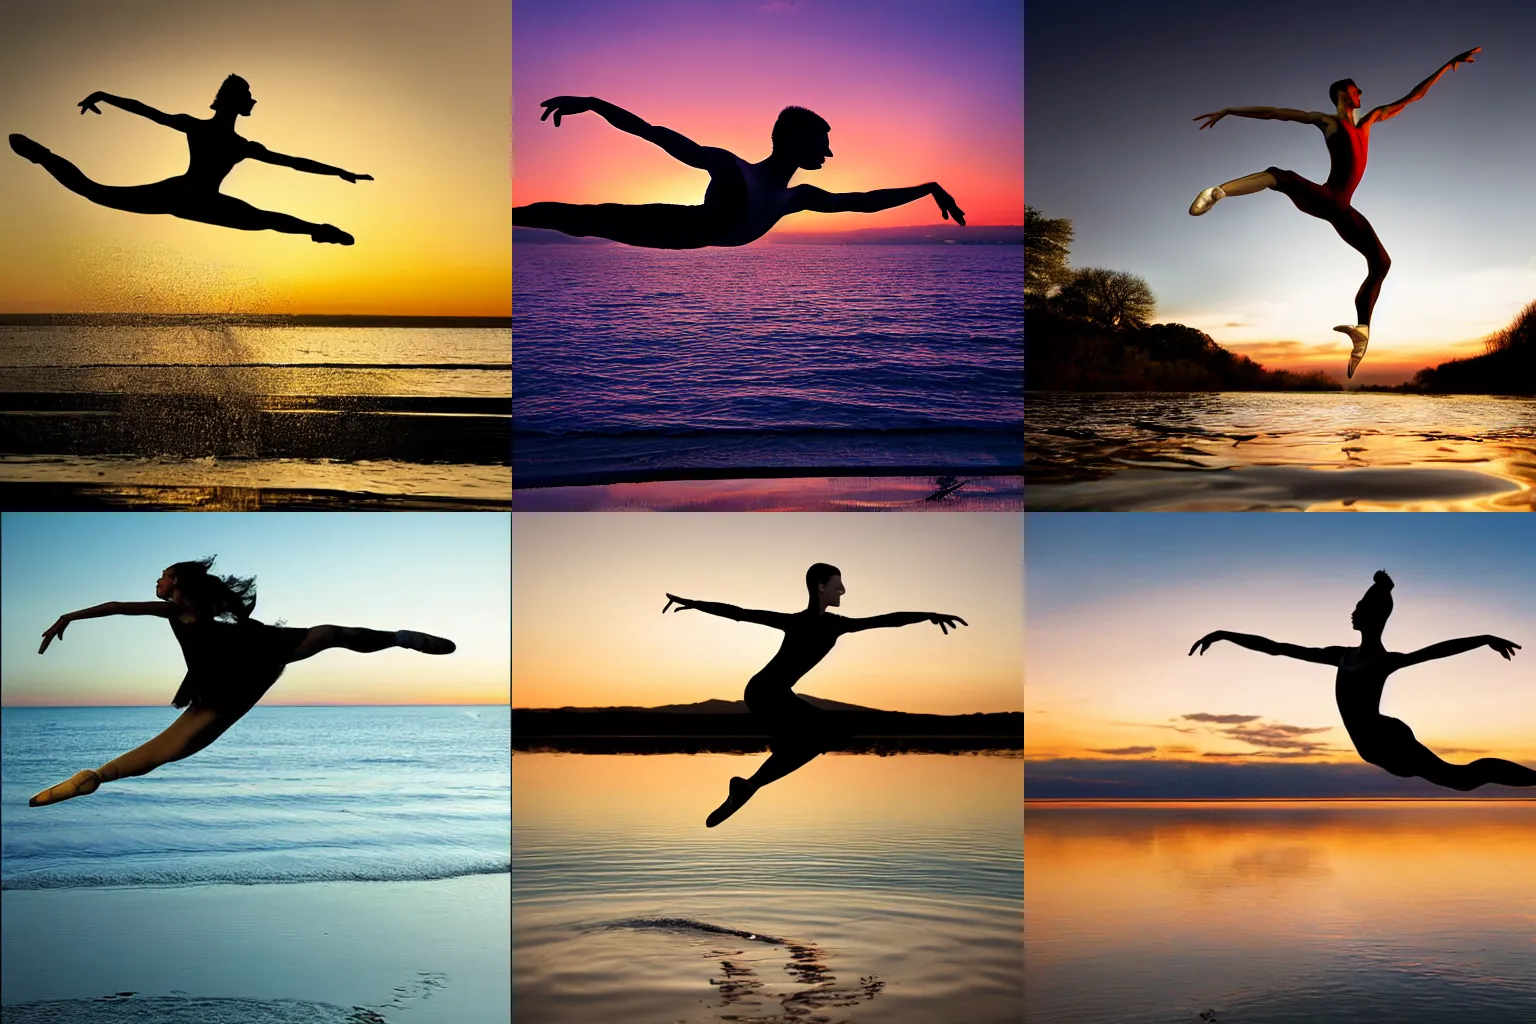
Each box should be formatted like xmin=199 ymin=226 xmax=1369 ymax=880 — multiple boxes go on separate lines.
xmin=77 ymin=91 xmax=192 ymax=130
xmin=1361 ymin=47 xmax=1479 ymax=126
xmin=663 ymin=594 xmax=792 ymax=629
xmin=540 ymin=96 xmax=734 ymax=172
xmin=1399 ymin=634 xmax=1519 ymax=668
xmin=1188 ymin=630 xmax=1342 ymax=665
xmin=39 ymin=601 xmax=174 ymax=653
xmin=1193 ymin=107 xmax=1329 ymax=130
xmin=841 ymin=612 xmax=968 ymax=635
xmin=792 ymin=183 xmax=965 ymax=225
xmin=248 ymin=144 xmax=372 ymax=182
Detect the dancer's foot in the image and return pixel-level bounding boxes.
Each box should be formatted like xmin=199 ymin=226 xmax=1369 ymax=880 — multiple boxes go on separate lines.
xmin=1335 ymin=324 xmax=1370 ymax=379
xmin=9 ymin=134 xmax=50 ymax=164
xmin=394 ymin=629 xmax=456 ymax=655
xmin=1189 ymin=185 xmax=1226 ymax=216
xmin=29 ymin=769 xmax=101 ymax=807
xmin=706 ymin=776 xmax=755 ymax=828
xmin=311 ymin=224 xmax=355 ymax=245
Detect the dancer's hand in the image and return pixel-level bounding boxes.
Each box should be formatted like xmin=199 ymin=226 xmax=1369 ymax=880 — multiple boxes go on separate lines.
xmin=1486 ymin=636 xmax=1521 ymax=660
xmin=78 ymin=92 xmax=105 ymax=115
xmin=930 ymin=184 xmax=966 ymax=226
xmin=928 ymin=613 xmax=968 ymax=635
xmin=1193 ymin=110 xmax=1228 ymax=130
xmin=39 ymin=616 xmax=70 ymax=654
xmin=540 ymin=96 xmax=596 ymax=128
xmin=1447 ymin=47 xmax=1481 ymax=70
xmin=663 ymin=593 xmax=698 ymax=614
xmin=339 ymin=170 xmax=374 ymax=184
xmin=1189 ymin=631 xmax=1227 ymax=656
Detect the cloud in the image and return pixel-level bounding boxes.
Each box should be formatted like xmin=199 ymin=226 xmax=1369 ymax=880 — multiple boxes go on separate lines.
xmin=1179 ymin=713 xmax=1343 ymax=758
xmin=1182 ymin=713 xmax=1260 ymax=724
xmin=1089 ymin=746 xmax=1157 ymax=756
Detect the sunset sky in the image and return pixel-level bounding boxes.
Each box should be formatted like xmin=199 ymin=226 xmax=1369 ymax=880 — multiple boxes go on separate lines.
xmin=0 ymin=513 xmax=510 ymax=706
xmin=1026 ymin=0 xmax=1536 ymax=385
xmin=0 ymin=0 xmax=509 ymax=315
xmin=513 ymin=0 xmax=1023 ymax=233
xmin=512 ymin=513 xmax=1022 ymax=715
xmin=1025 ymin=514 xmax=1536 ymax=771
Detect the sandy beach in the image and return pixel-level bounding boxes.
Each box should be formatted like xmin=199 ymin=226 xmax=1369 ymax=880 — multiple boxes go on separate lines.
xmin=2 ymin=874 xmax=509 ymax=1022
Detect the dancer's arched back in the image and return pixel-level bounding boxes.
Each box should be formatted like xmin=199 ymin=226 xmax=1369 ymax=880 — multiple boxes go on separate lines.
xmin=29 ymin=556 xmax=455 ymax=807
xmin=1190 ymin=570 xmax=1532 ymax=791
xmin=514 ymin=98 xmax=965 ymax=249
xmin=664 ymin=563 xmax=967 ymax=826
xmin=9 ymin=75 xmax=371 ymax=245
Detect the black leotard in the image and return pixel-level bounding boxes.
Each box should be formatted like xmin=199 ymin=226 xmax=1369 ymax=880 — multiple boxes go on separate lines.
xmin=168 ymin=615 xmax=308 ymax=711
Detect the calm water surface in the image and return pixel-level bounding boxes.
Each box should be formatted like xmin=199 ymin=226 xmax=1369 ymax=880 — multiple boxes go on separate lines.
xmin=513 ymin=245 xmax=1024 ymax=484
xmin=1025 ymin=801 xmax=1536 ymax=1023
xmin=513 ymin=752 xmax=1023 ymax=1024
xmin=1026 ymin=392 xmax=1536 ymax=510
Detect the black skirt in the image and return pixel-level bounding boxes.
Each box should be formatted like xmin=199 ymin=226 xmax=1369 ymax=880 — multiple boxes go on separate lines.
xmin=169 ymin=617 xmax=310 ymax=711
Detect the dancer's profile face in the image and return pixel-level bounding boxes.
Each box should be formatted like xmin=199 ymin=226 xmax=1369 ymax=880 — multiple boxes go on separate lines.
xmin=1341 ymin=84 xmax=1361 ymax=111
xmin=797 ymin=132 xmax=833 ymax=171
xmin=820 ymin=573 xmax=845 ymax=608
xmin=156 ymin=568 xmax=176 ymax=600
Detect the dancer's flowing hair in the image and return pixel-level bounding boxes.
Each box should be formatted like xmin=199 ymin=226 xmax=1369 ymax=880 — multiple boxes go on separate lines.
xmin=169 ymin=556 xmax=257 ymax=623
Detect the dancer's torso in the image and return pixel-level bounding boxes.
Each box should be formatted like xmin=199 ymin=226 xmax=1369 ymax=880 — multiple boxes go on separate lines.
xmin=748 ymin=611 xmax=848 ymax=693
xmin=1320 ymin=116 xmax=1370 ymax=203
xmin=178 ymin=120 xmax=253 ymax=189
xmin=704 ymin=158 xmax=795 ymax=247
xmin=1334 ymin=646 xmax=1406 ymax=758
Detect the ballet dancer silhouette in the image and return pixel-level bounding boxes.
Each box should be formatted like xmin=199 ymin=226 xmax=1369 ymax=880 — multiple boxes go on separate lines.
xmin=9 ymin=75 xmax=371 ymax=245
xmin=664 ymin=563 xmax=966 ymax=826
xmin=29 ymin=556 xmax=454 ymax=807
xmin=1188 ymin=47 xmax=1480 ymax=377
xmin=514 ymin=98 xmax=965 ymax=248
xmin=1190 ymin=569 xmax=1533 ymax=791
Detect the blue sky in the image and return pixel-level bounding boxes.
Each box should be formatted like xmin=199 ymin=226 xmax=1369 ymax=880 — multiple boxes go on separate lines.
xmin=1 ymin=513 xmax=510 ymax=706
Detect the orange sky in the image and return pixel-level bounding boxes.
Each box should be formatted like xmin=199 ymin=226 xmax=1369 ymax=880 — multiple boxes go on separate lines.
xmin=1 ymin=1 xmax=509 ymax=315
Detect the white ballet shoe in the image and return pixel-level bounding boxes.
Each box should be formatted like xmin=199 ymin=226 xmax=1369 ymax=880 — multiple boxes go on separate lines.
xmin=1335 ymin=324 xmax=1370 ymax=379
xmin=1189 ymin=186 xmax=1226 ymax=216
xmin=29 ymin=769 xmax=101 ymax=807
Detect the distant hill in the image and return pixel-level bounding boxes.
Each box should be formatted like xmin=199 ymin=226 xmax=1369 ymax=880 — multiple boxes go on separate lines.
xmin=521 ymin=695 xmax=881 ymax=714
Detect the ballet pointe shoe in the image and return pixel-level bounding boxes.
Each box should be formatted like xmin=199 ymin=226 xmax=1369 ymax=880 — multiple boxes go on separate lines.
xmin=1189 ymin=185 xmax=1226 ymax=216
xmin=394 ymin=630 xmax=456 ymax=655
xmin=311 ymin=224 xmax=355 ymax=245
xmin=1335 ymin=324 xmax=1370 ymax=379
xmin=9 ymin=134 xmax=50 ymax=164
xmin=30 ymin=769 xmax=101 ymax=807
xmin=706 ymin=777 xmax=754 ymax=828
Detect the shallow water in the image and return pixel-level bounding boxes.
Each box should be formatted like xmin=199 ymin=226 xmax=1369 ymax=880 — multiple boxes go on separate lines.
xmin=1025 ymin=801 xmax=1536 ymax=1023
xmin=512 ymin=752 xmax=1023 ymax=1024
xmin=1026 ymin=392 xmax=1536 ymax=510
xmin=512 ymin=473 xmax=1023 ymax=511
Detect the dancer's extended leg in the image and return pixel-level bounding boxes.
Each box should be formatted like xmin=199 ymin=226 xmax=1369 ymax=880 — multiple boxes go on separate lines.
xmin=1329 ymin=206 xmax=1391 ymax=377
xmin=706 ymin=741 xmax=824 ymax=827
xmin=178 ymin=194 xmax=352 ymax=245
xmin=1417 ymin=754 xmax=1536 ymax=792
xmin=1188 ymin=170 xmax=1277 ymax=215
xmin=514 ymin=201 xmax=714 ymax=249
xmin=286 ymin=624 xmax=455 ymax=662
xmin=10 ymin=134 xmax=111 ymax=205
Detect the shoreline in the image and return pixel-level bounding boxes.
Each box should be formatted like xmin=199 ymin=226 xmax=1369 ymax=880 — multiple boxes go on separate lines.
xmin=512 ymin=472 xmax=1022 ymax=511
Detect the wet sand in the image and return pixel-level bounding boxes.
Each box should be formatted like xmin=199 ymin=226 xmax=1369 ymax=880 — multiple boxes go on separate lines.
xmin=1 ymin=875 xmax=509 ymax=1023
xmin=512 ymin=472 xmax=1023 ymax=511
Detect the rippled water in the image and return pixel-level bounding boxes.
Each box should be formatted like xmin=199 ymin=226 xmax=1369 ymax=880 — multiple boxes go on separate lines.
xmin=1025 ymin=801 xmax=1536 ymax=1024
xmin=513 ymin=245 xmax=1024 ymax=483
xmin=513 ymin=752 xmax=1023 ymax=1024
xmin=1026 ymin=392 xmax=1536 ymax=510
xmin=1 ymin=706 xmax=510 ymax=889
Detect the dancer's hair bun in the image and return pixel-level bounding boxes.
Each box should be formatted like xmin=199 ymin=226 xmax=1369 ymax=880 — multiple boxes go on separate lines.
xmin=1373 ymin=570 xmax=1393 ymax=589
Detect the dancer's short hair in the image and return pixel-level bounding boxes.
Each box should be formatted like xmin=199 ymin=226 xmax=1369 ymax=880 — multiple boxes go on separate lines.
xmin=773 ymin=106 xmax=831 ymax=152
xmin=1329 ymin=78 xmax=1358 ymax=105
xmin=211 ymin=74 xmax=252 ymax=112
xmin=805 ymin=562 xmax=842 ymax=609
xmin=170 ymin=555 xmax=257 ymax=622
xmin=1356 ymin=569 xmax=1394 ymax=626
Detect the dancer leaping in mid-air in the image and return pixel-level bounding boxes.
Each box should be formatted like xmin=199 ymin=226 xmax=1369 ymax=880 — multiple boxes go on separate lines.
xmin=514 ymin=97 xmax=965 ymax=249
xmin=1188 ymin=47 xmax=1480 ymax=378
xmin=29 ymin=556 xmax=455 ymax=807
xmin=664 ymin=563 xmax=967 ymax=827
xmin=1190 ymin=569 xmax=1532 ymax=791
xmin=9 ymin=75 xmax=371 ymax=245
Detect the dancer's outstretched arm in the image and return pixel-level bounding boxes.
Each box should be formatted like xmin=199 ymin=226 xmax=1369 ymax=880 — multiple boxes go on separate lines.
xmin=841 ymin=612 xmax=968 ymax=635
xmin=793 ymin=184 xmax=965 ymax=225
xmin=1398 ymin=634 xmax=1518 ymax=668
xmin=248 ymin=144 xmax=372 ymax=182
xmin=1362 ymin=47 xmax=1480 ymax=126
xmin=539 ymin=96 xmax=734 ymax=171
xmin=39 ymin=601 xmax=174 ymax=653
xmin=663 ymin=594 xmax=792 ymax=629
xmin=1193 ymin=107 xmax=1329 ymax=130
xmin=77 ymin=91 xmax=192 ymax=130
xmin=1189 ymin=630 xmax=1342 ymax=665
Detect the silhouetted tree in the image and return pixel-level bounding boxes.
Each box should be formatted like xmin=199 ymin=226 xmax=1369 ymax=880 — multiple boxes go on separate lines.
xmin=1055 ymin=267 xmax=1156 ymax=331
xmin=1414 ymin=299 xmax=1536 ymax=395
xmin=1025 ymin=206 xmax=1074 ymax=297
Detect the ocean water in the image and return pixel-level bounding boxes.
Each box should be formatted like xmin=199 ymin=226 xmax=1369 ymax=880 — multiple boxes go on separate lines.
xmin=1025 ymin=801 xmax=1536 ymax=1023
xmin=0 ymin=706 xmax=510 ymax=889
xmin=513 ymin=244 xmax=1024 ymax=484
xmin=513 ymin=751 xmax=1023 ymax=1024
xmin=1026 ymin=392 xmax=1536 ymax=510
xmin=0 ymin=324 xmax=511 ymax=506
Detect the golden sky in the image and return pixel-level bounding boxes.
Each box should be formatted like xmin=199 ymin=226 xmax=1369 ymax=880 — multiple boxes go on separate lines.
xmin=512 ymin=513 xmax=1023 ymax=715
xmin=1 ymin=0 xmax=508 ymax=315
